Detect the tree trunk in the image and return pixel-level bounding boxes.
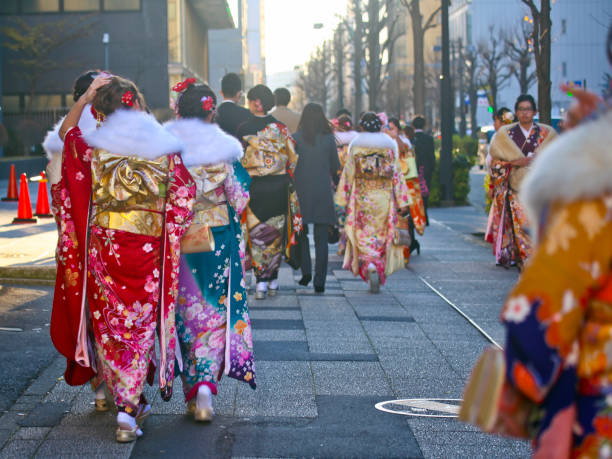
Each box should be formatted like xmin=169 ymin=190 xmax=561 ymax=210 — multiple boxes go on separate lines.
xmin=352 ymin=0 xmax=364 ymax=120
xmin=366 ymin=0 xmax=382 ymax=111
xmin=538 ymin=0 xmax=552 ymax=124
xmin=410 ymin=2 xmax=425 ymax=115
xmin=334 ymin=28 xmax=345 ymax=114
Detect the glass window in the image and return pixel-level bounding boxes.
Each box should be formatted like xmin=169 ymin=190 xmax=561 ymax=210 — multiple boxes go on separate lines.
xmin=0 ymin=0 xmax=19 ymax=14
xmin=64 ymin=0 xmax=99 ymax=12
xmin=21 ymin=0 xmax=60 ymax=13
xmin=24 ymin=94 xmax=63 ymax=110
xmin=1 ymin=95 xmax=22 ymax=112
xmin=103 ymin=0 xmax=140 ymax=11
xmin=167 ymin=0 xmax=182 ymax=62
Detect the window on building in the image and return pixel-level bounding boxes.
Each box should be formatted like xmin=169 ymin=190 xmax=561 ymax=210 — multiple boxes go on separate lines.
xmin=167 ymin=0 xmax=182 ymax=63
xmin=21 ymin=0 xmax=60 ymax=13
xmin=1 ymin=95 xmax=22 ymax=112
xmin=562 ymin=62 xmax=567 ymax=78
xmin=0 ymin=0 xmax=19 ymax=14
xmin=64 ymin=0 xmax=100 ymax=12
xmin=24 ymin=94 xmax=63 ymax=110
xmin=103 ymin=0 xmax=140 ymax=11
xmin=561 ymin=19 xmax=567 ymax=35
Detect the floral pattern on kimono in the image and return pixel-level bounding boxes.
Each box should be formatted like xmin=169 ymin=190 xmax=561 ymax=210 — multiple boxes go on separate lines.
xmin=87 ymin=152 xmax=195 ymax=412
xmin=177 ymin=162 xmax=256 ymax=397
xmin=500 ymin=197 xmax=612 ymax=457
xmin=486 ymin=159 xmax=532 ymax=267
xmin=50 ymin=126 xmax=98 ymax=386
xmin=399 ymin=149 xmax=426 ymax=236
xmin=335 ymin=142 xmax=409 ymax=285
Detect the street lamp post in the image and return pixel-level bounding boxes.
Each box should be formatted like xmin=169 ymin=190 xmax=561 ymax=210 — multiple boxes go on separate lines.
xmin=102 ymin=33 xmax=110 ymax=70
xmin=439 ymin=0 xmax=453 ymax=204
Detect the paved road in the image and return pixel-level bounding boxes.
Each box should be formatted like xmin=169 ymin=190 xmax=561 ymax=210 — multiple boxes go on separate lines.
xmin=0 ymin=197 xmax=530 ymax=457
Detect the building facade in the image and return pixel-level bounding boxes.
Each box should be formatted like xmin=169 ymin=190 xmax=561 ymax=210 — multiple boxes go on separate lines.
xmin=450 ymin=0 xmax=611 ymax=128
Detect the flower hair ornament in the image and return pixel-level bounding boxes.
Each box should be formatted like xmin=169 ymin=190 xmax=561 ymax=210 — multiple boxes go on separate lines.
xmin=201 ymin=96 xmax=215 ymax=112
xmin=502 ymin=111 xmax=515 ymax=124
xmin=360 ymin=114 xmax=383 ymax=132
xmin=121 ymin=90 xmax=135 ymax=107
xmin=172 ymin=77 xmax=196 ymax=94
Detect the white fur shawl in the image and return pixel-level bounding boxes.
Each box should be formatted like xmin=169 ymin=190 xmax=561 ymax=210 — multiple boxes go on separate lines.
xmin=521 ymin=109 xmax=612 ymax=240
xmin=42 ymin=104 xmax=97 ymax=159
xmin=163 ymin=118 xmax=243 ymax=167
xmin=335 ymin=130 xmax=358 ymax=146
xmin=489 ymin=122 xmax=557 ymax=191
xmin=349 ymin=132 xmax=399 ymax=157
xmin=83 ymin=109 xmax=182 ymax=159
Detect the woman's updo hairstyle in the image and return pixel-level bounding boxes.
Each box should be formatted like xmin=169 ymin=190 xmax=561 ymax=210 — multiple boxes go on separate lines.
xmin=93 ymin=76 xmax=145 ymax=117
xmin=336 ymin=114 xmax=353 ymax=132
xmin=247 ymin=84 xmax=274 ymax=113
xmin=73 ymin=70 xmax=100 ymax=102
xmin=359 ymin=112 xmax=383 ymax=133
xmin=177 ymin=83 xmax=217 ymax=120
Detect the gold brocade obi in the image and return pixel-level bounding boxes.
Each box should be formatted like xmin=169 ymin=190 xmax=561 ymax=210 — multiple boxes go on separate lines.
xmin=353 ymin=147 xmax=395 ymax=180
xmin=337 ymin=145 xmax=350 ymax=170
xmin=90 ymin=149 xmax=169 ymax=236
xmin=189 ymin=164 xmax=229 ymax=227
xmin=241 ymin=131 xmax=293 ymax=177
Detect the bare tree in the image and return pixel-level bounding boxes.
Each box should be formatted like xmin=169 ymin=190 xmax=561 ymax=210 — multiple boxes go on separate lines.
xmin=504 ymin=21 xmax=537 ymax=94
xmin=332 ymin=24 xmax=347 ymax=115
xmin=464 ymin=46 xmax=480 ymax=138
xmin=399 ymin=0 xmax=441 ymax=115
xmin=362 ymin=0 xmax=404 ymax=111
xmin=295 ymin=42 xmax=333 ymax=114
xmin=478 ymin=26 xmax=512 ymax=113
xmin=520 ymin=0 xmax=553 ymax=124
xmin=2 ymin=16 xmax=97 ymax=113
xmin=342 ymin=0 xmax=366 ymax=119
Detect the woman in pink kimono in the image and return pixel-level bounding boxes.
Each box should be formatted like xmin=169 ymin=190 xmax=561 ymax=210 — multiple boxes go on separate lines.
xmin=335 ymin=112 xmax=410 ymax=293
xmin=57 ymin=76 xmax=195 ymax=442
xmin=165 ymin=81 xmax=255 ymax=423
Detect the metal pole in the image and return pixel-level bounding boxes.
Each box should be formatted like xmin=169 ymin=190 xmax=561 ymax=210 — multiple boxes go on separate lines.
xmin=439 ymin=0 xmax=453 ymax=204
xmin=103 ymin=33 xmax=110 ymax=70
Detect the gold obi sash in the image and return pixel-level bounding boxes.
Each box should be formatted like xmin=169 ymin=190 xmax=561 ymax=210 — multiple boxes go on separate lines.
xmin=241 ymin=134 xmax=288 ymax=177
xmin=90 ymin=149 xmax=169 ymax=236
xmin=354 ymin=149 xmax=394 ymax=180
xmin=189 ymin=164 xmax=230 ymax=227
xmin=192 ymin=204 xmax=229 ymax=227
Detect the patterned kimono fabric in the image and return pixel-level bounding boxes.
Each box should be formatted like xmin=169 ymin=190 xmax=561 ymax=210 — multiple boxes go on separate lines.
xmin=498 ymin=109 xmax=612 ymax=457
xmin=335 ymin=133 xmax=410 ymax=284
xmin=489 ymin=122 xmax=556 ymax=268
xmin=238 ymin=116 xmax=301 ymax=282
xmin=82 ymin=110 xmax=195 ymax=414
xmin=397 ymin=141 xmax=426 ymax=264
xmin=334 ymin=130 xmax=358 ymax=256
xmin=164 ymin=118 xmax=256 ymax=400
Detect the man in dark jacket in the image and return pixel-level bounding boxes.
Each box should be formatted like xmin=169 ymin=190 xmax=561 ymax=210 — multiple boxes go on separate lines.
xmin=216 ymin=73 xmax=252 ymax=138
xmin=412 ymin=116 xmax=436 ymax=226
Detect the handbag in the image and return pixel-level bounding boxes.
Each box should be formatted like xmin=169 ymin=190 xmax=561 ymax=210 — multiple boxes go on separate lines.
xmin=328 ymin=225 xmax=340 ymax=244
xmin=459 ymin=346 xmax=535 ymax=438
xmin=180 ymin=223 xmax=215 ymax=254
xmin=393 ymin=227 xmax=411 ymax=246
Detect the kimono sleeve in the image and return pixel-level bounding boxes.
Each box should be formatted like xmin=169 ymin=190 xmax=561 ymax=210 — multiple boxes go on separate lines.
xmin=501 ymin=198 xmax=612 ymax=403
xmin=334 ymin=147 xmax=355 ymax=208
xmin=224 ymin=161 xmax=251 ymax=215
xmin=391 ymin=149 xmax=410 ymax=207
xmin=284 ymin=132 xmax=299 ymax=175
xmin=64 ymin=126 xmax=91 ymax=162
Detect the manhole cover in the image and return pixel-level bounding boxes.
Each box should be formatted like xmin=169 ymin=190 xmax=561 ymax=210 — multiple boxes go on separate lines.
xmin=375 ymin=398 xmax=461 ymax=418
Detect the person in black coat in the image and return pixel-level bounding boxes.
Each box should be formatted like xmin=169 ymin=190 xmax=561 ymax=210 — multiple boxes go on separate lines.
xmin=215 ymin=73 xmax=252 ymax=138
xmin=293 ymin=103 xmax=340 ymax=293
xmin=411 ymin=115 xmax=436 ymax=225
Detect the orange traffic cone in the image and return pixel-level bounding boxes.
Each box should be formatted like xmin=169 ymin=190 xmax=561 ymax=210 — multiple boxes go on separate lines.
xmin=2 ymin=164 xmax=19 ymax=201
xmin=12 ymin=173 xmax=37 ymax=224
xmin=34 ymin=171 xmax=53 ymax=218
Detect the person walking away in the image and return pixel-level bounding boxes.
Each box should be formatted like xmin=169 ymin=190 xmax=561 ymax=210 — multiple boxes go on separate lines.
xmin=216 ymin=73 xmax=252 ymax=138
xmin=293 ymin=103 xmax=340 ymax=293
xmin=269 ymin=88 xmax=301 ymax=134
xmin=57 ymin=76 xmax=196 ymax=442
xmin=333 ymin=114 xmax=358 ymax=256
xmin=335 ymin=112 xmax=410 ymax=293
xmin=488 ymin=94 xmax=556 ymax=269
xmin=237 ymin=84 xmax=302 ymax=299
xmin=165 ymin=81 xmax=255 ymax=422
xmin=385 ymin=117 xmax=426 ymax=263
xmin=411 ymin=116 xmax=435 ymax=225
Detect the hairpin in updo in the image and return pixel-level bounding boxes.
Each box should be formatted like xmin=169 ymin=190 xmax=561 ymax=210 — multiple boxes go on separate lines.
xmin=201 ymin=96 xmax=215 ymax=112
xmin=121 ymin=90 xmax=134 ymax=107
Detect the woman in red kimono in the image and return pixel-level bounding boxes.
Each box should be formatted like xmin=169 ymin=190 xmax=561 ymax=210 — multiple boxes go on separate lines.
xmin=55 ymin=76 xmax=195 ymax=442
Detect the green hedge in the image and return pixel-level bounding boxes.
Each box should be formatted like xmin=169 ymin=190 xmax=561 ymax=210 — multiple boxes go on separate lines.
xmin=428 ymin=135 xmax=475 ymax=206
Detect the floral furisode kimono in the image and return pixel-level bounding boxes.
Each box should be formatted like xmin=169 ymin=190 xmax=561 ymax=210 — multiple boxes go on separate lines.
xmin=334 ymin=130 xmax=358 ymax=255
xmin=488 ymin=122 xmax=556 ymax=267
xmin=164 ymin=119 xmax=256 ymax=398
xmin=496 ymin=109 xmax=612 ymax=457
xmin=79 ymin=109 xmax=195 ymax=413
xmin=237 ymin=115 xmax=301 ymax=282
xmin=335 ymin=132 xmax=410 ymax=284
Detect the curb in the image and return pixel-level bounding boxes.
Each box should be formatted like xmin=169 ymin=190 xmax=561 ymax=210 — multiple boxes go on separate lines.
xmin=0 ymin=265 xmax=56 ymax=281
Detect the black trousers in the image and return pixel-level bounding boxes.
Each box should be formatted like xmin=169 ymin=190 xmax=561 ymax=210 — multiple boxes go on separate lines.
xmin=299 ymin=224 xmax=329 ymax=288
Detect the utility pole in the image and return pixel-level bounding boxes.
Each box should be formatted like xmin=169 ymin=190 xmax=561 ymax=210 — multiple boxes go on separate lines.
xmin=457 ymin=40 xmax=467 ymax=137
xmin=439 ymin=0 xmax=453 ymax=204
xmin=103 ymin=33 xmax=110 ymax=70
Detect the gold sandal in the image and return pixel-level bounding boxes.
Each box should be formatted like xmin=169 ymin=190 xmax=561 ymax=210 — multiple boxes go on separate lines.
xmin=115 ymin=425 xmax=139 ymax=443
xmin=186 ymin=401 xmax=213 ymax=422
xmin=94 ymin=399 xmax=109 ymax=412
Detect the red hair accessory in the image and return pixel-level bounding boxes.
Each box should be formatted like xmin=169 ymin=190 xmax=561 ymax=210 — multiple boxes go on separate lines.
xmin=172 ymin=77 xmax=196 ymax=93
xmin=121 ymin=90 xmax=135 ymax=107
xmin=331 ymin=118 xmax=339 ymax=127
xmin=201 ymin=96 xmax=215 ymax=112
